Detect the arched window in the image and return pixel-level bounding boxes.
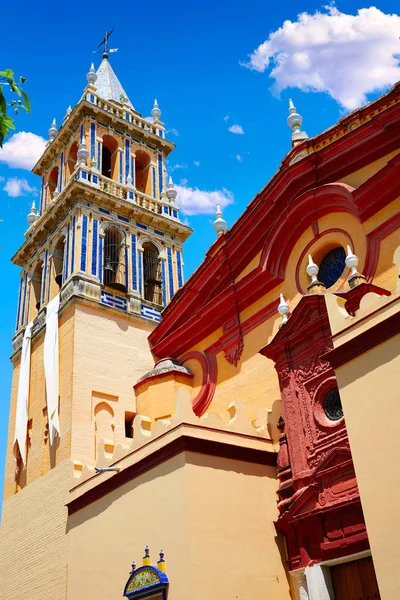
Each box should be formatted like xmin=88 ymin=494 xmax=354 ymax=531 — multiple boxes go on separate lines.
xmin=31 ymin=260 xmax=43 ymax=312
xmin=318 ymin=246 xmax=346 ymax=288
xmin=67 ymin=141 xmax=78 ymax=178
xmin=48 ymin=166 xmax=59 ymax=202
xmin=52 ymin=237 xmax=65 ymax=288
xmin=143 ymin=242 xmax=162 ymax=305
xmin=104 ymin=227 xmax=126 ymax=292
xmin=101 ymin=135 xmax=118 ymax=179
xmin=135 ymin=150 xmax=151 ymax=195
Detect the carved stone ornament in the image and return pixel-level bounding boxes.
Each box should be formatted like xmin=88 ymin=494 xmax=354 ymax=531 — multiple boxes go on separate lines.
xmin=224 ymin=337 xmax=244 ymax=367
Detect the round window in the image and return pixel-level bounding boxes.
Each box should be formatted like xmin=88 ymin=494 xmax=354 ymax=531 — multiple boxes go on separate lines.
xmin=323 ymin=388 xmax=343 ymax=421
xmin=318 ymin=247 xmax=346 ymax=288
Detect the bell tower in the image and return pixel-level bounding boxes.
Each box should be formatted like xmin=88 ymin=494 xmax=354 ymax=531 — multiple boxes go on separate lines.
xmin=1 ymin=53 xmax=191 ymax=598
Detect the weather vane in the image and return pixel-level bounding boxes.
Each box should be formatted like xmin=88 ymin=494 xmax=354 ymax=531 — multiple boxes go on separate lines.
xmin=94 ymin=29 xmax=118 ymax=58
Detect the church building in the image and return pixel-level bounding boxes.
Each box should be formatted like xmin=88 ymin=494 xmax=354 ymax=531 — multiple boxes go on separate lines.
xmin=0 ymin=47 xmax=399 ymax=600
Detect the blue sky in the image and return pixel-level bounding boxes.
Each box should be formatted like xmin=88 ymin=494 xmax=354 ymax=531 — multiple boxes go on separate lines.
xmin=1 ymin=0 xmax=399 ymax=508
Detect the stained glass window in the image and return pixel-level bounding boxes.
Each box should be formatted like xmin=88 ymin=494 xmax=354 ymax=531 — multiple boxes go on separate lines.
xmin=318 ymin=247 xmax=346 ymax=288
xmin=324 ymin=388 xmax=343 ymax=421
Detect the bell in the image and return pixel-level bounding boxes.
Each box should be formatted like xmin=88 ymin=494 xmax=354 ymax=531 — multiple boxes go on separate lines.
xmin=104 ymin=258 xmax=114 ymax=272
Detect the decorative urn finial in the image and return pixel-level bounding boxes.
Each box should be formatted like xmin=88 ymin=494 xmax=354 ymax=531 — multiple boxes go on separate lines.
xmin=86 ymin=63 xmax=97 ymax=85
xmin=345 ymin=245 xmax=366 ymax=288
xmin=213 ymin=203 xmax=227 ymax=236
xmin=287 ymin=99 xmax=308 ymax=145
xmin=143 ymin=545 xmax=151 ymax=566
xmin=157 ymin=549 xmax=166 ymax=573
xmin=166 ymin=176 xmax=177 ymax=201
xmin=77 ymin=140 xmax=89 ymax=166
xmin=306 ymin=254 xmax=326 ymax=293
xmin=48 ymin=118 xmax=57 ymax=140
xmin=278 ymin=293 xmax=290 ymax=325
xmin=152 ymin=98 xmax=161 ymax=121
xmin=64 ymin=105 xmax=72 ymax=122
xmin=27 ymin=201 xmax=39 ymax=226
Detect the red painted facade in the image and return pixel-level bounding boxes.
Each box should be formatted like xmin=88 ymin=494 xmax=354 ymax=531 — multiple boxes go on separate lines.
xmin=260 ymin=295 xmax=370 ymax=570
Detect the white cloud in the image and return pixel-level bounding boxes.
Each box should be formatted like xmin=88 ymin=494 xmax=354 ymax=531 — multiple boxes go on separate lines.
xmin=235 ymin=154 xmax=244 ymax=162
xmin=168 ymin=127 xmax=179 ymax=136
xmin=0 ymin=131 xmax=46 ymax=170
xmin=228 ymin=124 xmax=244 ymax=134
xmin=3 ymin=177 xmax=37 ymax=198
xmin=223 ymin=115 xmax=230 ymax=121
xmin=170 ymin=163 xmax=188 ymax=172
xmin=144 ymin=116 xmax=154 ymax=123
xmin=175 ymin=184 xmax=233 ymax=216
xmin=180 ymin=177 xmax=188 ymax=186
xmin=193 ymin=160 xmax=200 ymax=166
xmin=244 ymin=6 xmax=400 ymax=110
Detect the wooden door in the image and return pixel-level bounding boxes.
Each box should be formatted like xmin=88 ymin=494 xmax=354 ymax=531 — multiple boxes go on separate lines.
xmin=330 ymin=556 xmax=381 ymax=600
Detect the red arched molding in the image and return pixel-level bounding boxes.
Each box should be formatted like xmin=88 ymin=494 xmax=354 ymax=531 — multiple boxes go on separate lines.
xmin=180 ymin=350 xmax=217 ymax=416
xmin=260 ymin=183 xmax=358 ymax=279
xmin=294 ymin=228 xmax=355 ymax=294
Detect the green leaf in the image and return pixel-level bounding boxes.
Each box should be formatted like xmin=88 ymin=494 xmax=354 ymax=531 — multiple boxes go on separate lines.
xmin=21 ymin=90 xmax=31 ymax=112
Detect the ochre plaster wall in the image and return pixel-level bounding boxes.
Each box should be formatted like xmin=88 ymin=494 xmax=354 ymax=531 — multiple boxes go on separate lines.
xmin=70 ymin=303 xmax=155 ymax=465
xmin=0 ymin=460 xmax=71 ymax=600
xmin=334 ymin=335 xmax=400 ymax=600
xmin=66 ymin=452 xmax=290 ymax=600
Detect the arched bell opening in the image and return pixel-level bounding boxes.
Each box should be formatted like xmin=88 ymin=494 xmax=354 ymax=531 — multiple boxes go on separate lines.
xmin=143 ymin=242 xmax=162 ymax=305
xmin=101 ymin=135 xmax=119 ymax=180
xmin=135 ymin=150 xmax=151 ymax=195
xmin=48 ymin=166 xmax=59 ymax=201
xmin=52 ymin=237 xmax=65 ymax=288
xmin=31 ymin=260 xmax=43 ymax=313
xmin=67 ymin=142 xmax=78 ymax=178
xmin=103 ymin=227 xmax=127 ymax=292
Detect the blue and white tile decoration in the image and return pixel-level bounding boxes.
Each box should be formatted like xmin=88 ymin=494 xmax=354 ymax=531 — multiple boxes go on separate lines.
xmin=41 ymin=250 xmax=48 ymax=304
xmin=47 ymin=261 xmax=52 ymax=302
xmin=81 ymin=215 xmax=88 ymax=271
xmin=40 ymin=178 xmax=44 ymax=215
xmin=21 ymin=272 xmax=28 ymax=326
xmin=131 ymin=157 xmax=135 ymax=187
xmin=100 ymin=290 xmax=127 ymax=311
xmin=99 ymin=236 xmax=103 ymax=283
xmin=80 ymin=124 xmax=84 ymax=143
xmin=71 ymin=216 xmax=76 ymax=274
xmin=125 ymin=139 xmax=130 ymax=182
xmin=167 ymin=247 xmax=174 ymax=299
xmin=158 ymin=154 xmax=163 ymax=197
xmin=99 ymin=208 xmax=110 ymax=215
xmin=131 ymin=235 xmax=137 ymax=290
xmin=64 ymin=222 xmax=70 ymax=281
xmin=162 ymin=260 xmax=166 ymax=307
xmin=119 ymin=150 xmax=123 ymax=183
xmin=97 ymin=141 xmax=101 ymax=172
xmin=141 ymin=304 xmax=161 ymax=322
xmin=177 ymin=250 xmax=183 ymax=288
xmin=152 ymin=166 xmax=156 ymax=198
xmin=136 ymin=223 xmax=147 ymax=230
xmin=59 ymin=152 xmax=64 ymax=193
xmin=91 ymin=122 xmax=96 ymax=161
xmin=91 ymin=219 xmax=98 ymax=276
xmin=138 ymin=251 xmax=143 ymax=297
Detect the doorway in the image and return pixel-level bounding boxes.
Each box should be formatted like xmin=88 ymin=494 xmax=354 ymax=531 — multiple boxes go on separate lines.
xmin=330 ymin=556 xmax=380 ymax=600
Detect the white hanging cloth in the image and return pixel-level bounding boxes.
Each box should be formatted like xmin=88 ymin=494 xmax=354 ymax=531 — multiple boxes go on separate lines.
xmin=13 ymin=321 xmax=33 ymax=468
xmin=44 ymin=292 xmax=60 ymax=444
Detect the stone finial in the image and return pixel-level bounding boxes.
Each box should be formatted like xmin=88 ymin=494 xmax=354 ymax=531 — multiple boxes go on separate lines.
xmin=213 ymin=203 xmax=227 ymax=236
xmin=166 ymin=176 xmax=177 ymax=201
xmin=143 ymin=545 xmax=151 ymax=566
xmin=306 ymin=254 xmax=326 ymax=294
xmin=130 ymin=560 xmax=136 ymax=574
xmin=151 ymin=98 xmax=161 ymax=121
xmin=278 ymin=293 xmax=290 ymax=325
xmin=345 ymin=245 xmax=366 ymax=288
xmin=77 ymin=140 xmax=89 ymax=166
xmin=287 ymin=99 xmax=308 ymax=146
xmin=126 ymin=173 xmax=133 ymax=186
xmin=48 ymin=118 xmax=57 ymax=140
xmin=86 ymin=62 xmax=97 ymax=85
xmin=27 ymin=201 xmax=39 ymax=226
xmin=64 ymin=105 xmax=72 ymax=122
xmin=157 ymin=550 xmax=166 ymax=573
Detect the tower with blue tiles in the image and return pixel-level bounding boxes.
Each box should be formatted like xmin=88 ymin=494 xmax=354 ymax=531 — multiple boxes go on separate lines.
xmin=4 ymin=52 xmax=191 ymax=509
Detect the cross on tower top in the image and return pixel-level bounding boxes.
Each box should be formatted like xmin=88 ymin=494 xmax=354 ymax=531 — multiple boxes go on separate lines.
xmin=94 ymin=28 xmax=118 ymax=59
